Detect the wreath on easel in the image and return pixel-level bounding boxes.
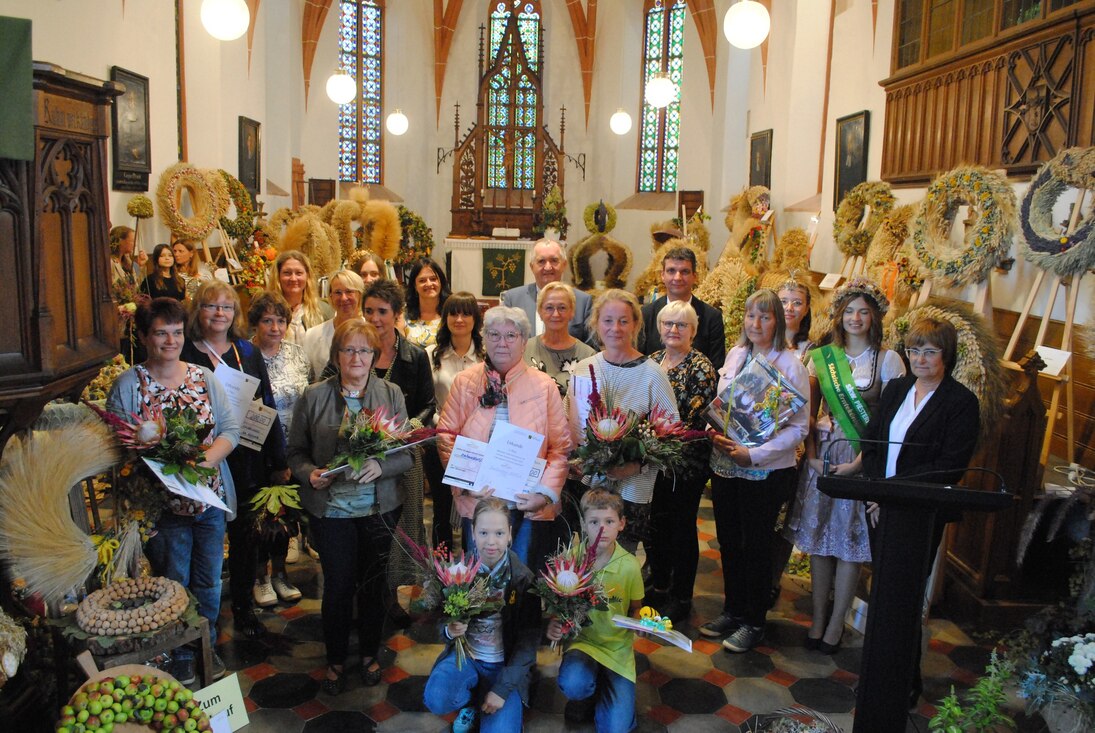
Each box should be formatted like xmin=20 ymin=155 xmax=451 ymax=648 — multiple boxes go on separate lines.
xmin=1019 ymin=147 xmax=1095 ymax=278
xmin=912 ymin=166 xmax=1017 ymax=288
xmin=834 ymin=181 xmax=895 ymax=258
xmin=156 ymin=163 xmax=221 ymax=241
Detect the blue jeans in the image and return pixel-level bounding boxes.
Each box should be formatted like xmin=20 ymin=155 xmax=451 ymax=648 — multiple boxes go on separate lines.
xmin=145 ymin=507 xmax=226 ymax=659
xmin=424 ymin=649 xmax=524 ymax=733
xmin=557 ymin=650 xmax=636 ymax=733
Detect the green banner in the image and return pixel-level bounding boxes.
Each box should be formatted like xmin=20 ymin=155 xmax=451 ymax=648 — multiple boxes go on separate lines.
xmin=0 ymin=17 xmax=34 ymax=161
xmin=811 ymin=345 xmax=872 ymax=450
xmin=481 ymin=248 xmax=525 ymax=297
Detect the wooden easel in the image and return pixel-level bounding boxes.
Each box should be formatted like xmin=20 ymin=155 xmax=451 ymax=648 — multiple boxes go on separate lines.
xmin=1001 ymin=188 xmax=1088 ymax=465
xmin=217 ymin=225 xmax=245 ymax=285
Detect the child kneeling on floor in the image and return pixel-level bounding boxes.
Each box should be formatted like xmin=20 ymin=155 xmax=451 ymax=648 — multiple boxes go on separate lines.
xmin=424 ymin=498 xmax=541 ymax=732
xmin=548 ymin=489 xmax=645 ymax=733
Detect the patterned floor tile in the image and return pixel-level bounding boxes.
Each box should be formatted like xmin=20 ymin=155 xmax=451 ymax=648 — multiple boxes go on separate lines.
xmin=240 ymin=706 xmax=306 ymax=733
xmin=668 ymin=712 xmax=738 ymax=732
xmin=248 ymin=672 xmax=321 ymax=708
xmin=300 ymin=709 xmax=376 ymax=732
xmin=788 ymin=677 xmax=858 ymax=713
xmin=724 ymin=677 xmax=796 ymax=712
xmin=659 ymin=678 xmax=729 ymax=714
xmin=374 ymin=711 xmax=450 ymax=732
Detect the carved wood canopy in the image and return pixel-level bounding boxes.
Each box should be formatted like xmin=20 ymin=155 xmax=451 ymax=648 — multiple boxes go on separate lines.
xmin=449 ymin=10 xmax=564 ymax=237
xmin=880 ymin=3 xmax=1095 ymax=184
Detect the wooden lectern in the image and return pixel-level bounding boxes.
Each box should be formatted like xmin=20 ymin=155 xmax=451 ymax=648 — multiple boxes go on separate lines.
xmin=817 ymin=476 xmax=1011 ymax=733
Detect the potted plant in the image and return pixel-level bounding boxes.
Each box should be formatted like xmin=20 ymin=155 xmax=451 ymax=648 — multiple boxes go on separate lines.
xmin=538 ymin=185 xmax=568 ymax=241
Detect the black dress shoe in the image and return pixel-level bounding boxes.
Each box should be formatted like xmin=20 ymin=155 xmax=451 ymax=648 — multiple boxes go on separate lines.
xmin=661 ymin=597 xmax=692 ymax=624
xmin=233 ymin=606 xmax=265 ymax=638
xmin=804 ymin=635 xmax=822 ymax=651
xmin=818 ymin=638 xmax=842 ymax=655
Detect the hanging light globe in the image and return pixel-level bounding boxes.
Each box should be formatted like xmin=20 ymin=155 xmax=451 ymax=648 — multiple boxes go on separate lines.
xmin=645 ymin=72 xmax=677 ymax=109
xmin=609 ymin=108 xmax=633 ymax=135
xmin=326 ymin=72 xmax=356 ymax=104
xmin=723 ymin=0 xmax=771 ymax=50
xmin=200 ymin=0 xmax=250 ymax=41
xmin=386 ymin=109 xmax=409 ymax=136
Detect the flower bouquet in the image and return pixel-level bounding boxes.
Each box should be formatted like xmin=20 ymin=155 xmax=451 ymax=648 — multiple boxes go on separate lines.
xmin=572 ymin=366 xmax=702 ymax=481
xmin=86 ymin=401 xmax=216 ymax=485
xmin=397 ymin=529 xmax=506 ymax=668
xmin=704 ymin=353 xmax=807 ymax=447
xmin=532 ymin=529 xmax=613 ymax=650
xmin=328 ymin=406 xmax=436 ymax=475
xmin=248 ymin=485 xmax=306 ymax=543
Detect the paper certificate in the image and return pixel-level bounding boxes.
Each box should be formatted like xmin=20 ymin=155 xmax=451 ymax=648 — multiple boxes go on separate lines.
xmin=142 ymin=457 xmax=229 ymax=512
xmin=611 ymin=615 xmax=693 ymax=652
xmin=475 ymin=422 xmax=545 ymax=501
xmin=442 ymin=430 xmax=548 ymax=503
xmin=570 ymin=375 xmax=594 ymax=429
xmin=239 ymin=399 xmax=277 ymax=452
xmin=212 ymin=362 xmax=261 ymax=426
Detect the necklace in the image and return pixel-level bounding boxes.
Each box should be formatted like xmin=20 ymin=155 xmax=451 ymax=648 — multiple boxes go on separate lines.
xmin=660 ymin=350 xmax=687 ymax=371
xmin=376 ymin=334 xmax=400 ymax=381
xmin=340 ymin=384 xmax=365 ymax=398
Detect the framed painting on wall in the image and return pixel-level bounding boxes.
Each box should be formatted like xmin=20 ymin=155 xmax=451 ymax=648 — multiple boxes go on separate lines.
xmin=749 ymin=129 xmax=772 ymax=189
xmin=110 ymin=66 xmax=151 ymax=191
xmin=238 ymin=116 xmax=261 ymax=198
xmin=834 ymin=110 xmax=870 ymax=210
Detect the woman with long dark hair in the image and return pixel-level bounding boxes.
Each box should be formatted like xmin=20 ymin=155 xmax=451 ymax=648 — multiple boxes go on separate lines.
xmin=142 ymin=244 xmax=187 ymax=302
xmin=424 ymin=292 xmax=484 ymax=547
xmin=403 ymin=258 xmax=451 ymax=348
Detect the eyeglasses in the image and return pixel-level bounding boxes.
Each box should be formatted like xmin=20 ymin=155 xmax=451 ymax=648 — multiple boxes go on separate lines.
xmin=200 ymin=303 xmax=235 ymax=313
xmin=660 ymin=321 xmax=691 ymax=331
xmin=485 ymin=330 xmax=522 ymax=344
xmin=338 ymin=347 xmax=375 ymax=357
xmin=542 ymin=305 xmax=570 ymax=315
xmin=906 ymin=347 xmax=942 ymax=359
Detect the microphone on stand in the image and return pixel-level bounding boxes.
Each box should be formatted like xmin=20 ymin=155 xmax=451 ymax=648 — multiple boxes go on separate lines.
xmin=821 ymin=437 xmax=928 ymax=477
xmin=821 ymin=437 xmax=1011 ymax=493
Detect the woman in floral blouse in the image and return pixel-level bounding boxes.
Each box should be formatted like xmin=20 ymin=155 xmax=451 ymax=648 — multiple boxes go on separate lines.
xmin=522 ymin=282 xmax=594 ymax=396
xmin=646 ymin=300 xmax=717 ymax=623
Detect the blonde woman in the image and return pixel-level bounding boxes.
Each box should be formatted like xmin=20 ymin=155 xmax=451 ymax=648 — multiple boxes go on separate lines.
xmin=270 ymin=250 xmax=334 ymax=344
xmin=302 ymin=269 xmax=366 ymax=379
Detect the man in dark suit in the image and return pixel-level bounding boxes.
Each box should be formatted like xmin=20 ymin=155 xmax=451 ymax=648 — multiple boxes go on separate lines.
xmin=640 ymin=246 xmax=725 ymax=367
xmin=501 ymin=239 xmax=592 ymax=342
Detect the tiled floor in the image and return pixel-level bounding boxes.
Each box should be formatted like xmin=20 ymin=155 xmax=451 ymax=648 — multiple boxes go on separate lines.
xmin=210 ymin=498 xmax=996 ymax=732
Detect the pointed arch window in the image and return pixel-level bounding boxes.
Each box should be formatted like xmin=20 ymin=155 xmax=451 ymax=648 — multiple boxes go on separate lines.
xmin=338 ymin=0 xmax=384 ymax=184
xmin=486 ymin=1 xmax=542 ymax=191
xmin=638 ymin=0 xmax=685 ymax=193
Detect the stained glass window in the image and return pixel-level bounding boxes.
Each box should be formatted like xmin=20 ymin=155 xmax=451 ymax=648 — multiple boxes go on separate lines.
xmin=638 ymin=0 xmax=685 ymax=193
xmin=486 ymin=2 xmax=541 ymax=190
xmin=338 ymin=1 xmax=383 ymax=183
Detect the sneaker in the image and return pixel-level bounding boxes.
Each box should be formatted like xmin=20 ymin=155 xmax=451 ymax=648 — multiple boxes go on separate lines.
xmin=271 ymin=573 xmax=302 ymax=602
xmin=452 ymin=706 xmax=476 ymax=733
xmin=699 ymin=612 xmax=742 ymax=638
xmin=285 ymin=536 xmax=301 ymax=564
xmin=211 ymin=651 xmax=227 ymax=681
xmin=168 ymin=657 xmax=196 ymax=686
xmin=722 ymin=624 xmax=765 ymax=653
xmin=253 ymin=577 xmax=277 ymax=607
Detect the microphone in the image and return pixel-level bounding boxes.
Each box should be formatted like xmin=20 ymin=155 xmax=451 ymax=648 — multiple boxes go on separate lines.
xmin=821 ymin=438 xmax=1010 ymax=494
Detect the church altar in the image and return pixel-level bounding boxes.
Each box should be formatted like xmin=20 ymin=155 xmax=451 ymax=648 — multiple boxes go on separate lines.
xmin=440 ymin=237 xmax=540 ymax=298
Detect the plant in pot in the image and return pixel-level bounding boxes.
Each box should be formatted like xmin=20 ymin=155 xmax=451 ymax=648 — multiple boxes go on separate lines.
xmin=537 ymin=185 xmax=568 ymax=240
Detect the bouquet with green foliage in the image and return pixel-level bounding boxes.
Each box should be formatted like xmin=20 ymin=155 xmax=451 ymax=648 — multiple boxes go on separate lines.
xmin=86 ymin=401 xmax=216 ymax=485
xmin=328 ymin=406 xmax=436 ymax=474
xmin=248 ymin=485 xmax=306 ymax=542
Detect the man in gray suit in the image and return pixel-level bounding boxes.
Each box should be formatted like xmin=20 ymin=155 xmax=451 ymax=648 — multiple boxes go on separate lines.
xmin=501 ymin=239 xmax=592 ymax=342
xmin=639 ymin=245 xmax=725 ymax=367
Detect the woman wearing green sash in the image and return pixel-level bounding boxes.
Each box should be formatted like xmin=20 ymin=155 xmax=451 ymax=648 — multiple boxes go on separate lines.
xmin=785 ymin=277 xmax=905 ymax=653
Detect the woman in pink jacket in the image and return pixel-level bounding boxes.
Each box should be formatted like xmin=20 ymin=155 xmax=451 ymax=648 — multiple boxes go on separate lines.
xmin=437 ymin=306 xmax=572 ymax=570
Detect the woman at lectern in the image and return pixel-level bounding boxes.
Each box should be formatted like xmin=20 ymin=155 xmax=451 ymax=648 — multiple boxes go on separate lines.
xmin=858 ymin=316 xmax=979 ymax=710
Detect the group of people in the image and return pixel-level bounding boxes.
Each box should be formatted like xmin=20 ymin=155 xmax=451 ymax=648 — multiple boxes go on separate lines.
xmin=103 ymin=234 xmax=981 ymax=731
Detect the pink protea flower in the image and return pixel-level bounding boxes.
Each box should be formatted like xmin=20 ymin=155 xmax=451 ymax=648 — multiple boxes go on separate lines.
xmin=540 ymin=528 xmax=603 ymax=597
xmin=84 ymin=400 xmax=165 ymax=449
xmin=645 ymin=406 xmax=707 ymax=441
xmin=588 ymin=405 xmax=636 ymax=442
xmin=434 ymin=552 xmax=481 ymax=587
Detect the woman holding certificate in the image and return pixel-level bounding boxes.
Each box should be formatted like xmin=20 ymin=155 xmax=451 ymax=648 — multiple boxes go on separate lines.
xmin=182 ymin=281 xmax=289 ymax=640
xmin=700 ymin=289 xmax=809 ymax=654
xmin=785 ymin=278 xmax=904 ymax=653
xmin=436 ymin=306 xmax=571 ymax=569
xmin=287 ymin=320 xmax=415 ymax=694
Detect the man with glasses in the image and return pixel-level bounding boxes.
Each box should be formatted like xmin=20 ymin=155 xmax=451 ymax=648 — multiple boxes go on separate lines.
xmin=501 ymin=239 xmax=592 ymax=342
xmin=639 ymin=247 xmax=725 ymax=367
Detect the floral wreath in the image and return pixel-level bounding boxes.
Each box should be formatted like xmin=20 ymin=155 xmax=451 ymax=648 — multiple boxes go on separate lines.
xmin=570 ymin=233 xmax=632 ymax=291
xmin=826 ymin=275 xmax=890 ymax=319
xmin=1019 ymin=147 xmax=1095 ymax=278
xmin=217 ymin=170 xmax=254 ymax=239
xmin=886 ymin=299 xmax=1006 ymax=445
xmin=395 ymin=205 xmax=434 ymax=265
xmin=156 ymin=162 xmax=219 ymax=241
xmin=834 ymin=181 xmax=896 ymax=258
xmin=583 ymin=201 xmax=617 ymax=235
xmin=912 ymin=166 xmax=1017 ymax=288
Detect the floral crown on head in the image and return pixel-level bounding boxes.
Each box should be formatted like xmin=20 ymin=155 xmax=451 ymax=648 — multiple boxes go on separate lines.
xmin=827 ymin=276 xmax=890 ymax=319
xmin=778 ymin=271 xmax=810 ymax=298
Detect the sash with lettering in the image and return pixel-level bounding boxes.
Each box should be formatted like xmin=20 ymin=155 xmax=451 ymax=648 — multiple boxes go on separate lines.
xmin=810 ymin=345 xmax=872 ymax=450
